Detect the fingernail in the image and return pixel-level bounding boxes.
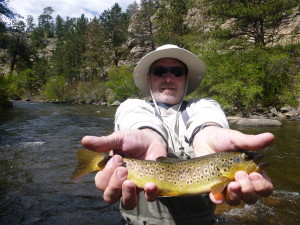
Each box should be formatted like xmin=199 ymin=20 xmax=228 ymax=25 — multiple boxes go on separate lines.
xmin=112 ymin=155 xmax=123 ymax=164
xmin=235 ymin=171 xmax=248 ymax=180
xmin=117 ymin=168 xmax=127 ymax=180
xmin=249 ymin=173 xmax=261 ymax=183
xmin=106 ymin=156 xmax=122 ymax=169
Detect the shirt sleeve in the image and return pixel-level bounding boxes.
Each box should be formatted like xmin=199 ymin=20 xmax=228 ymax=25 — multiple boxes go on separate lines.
xmin=185 ymin=98 xmax=229 ymax=141
xmin=114 ymin=99 xmax=168 ymax=140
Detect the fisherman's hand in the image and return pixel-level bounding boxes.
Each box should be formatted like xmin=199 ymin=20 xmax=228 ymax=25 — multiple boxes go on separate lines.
xmin=192 ymin=126 xmax=274 ymax=205
xmin=82 ymin=129 xmax=167 ymax=209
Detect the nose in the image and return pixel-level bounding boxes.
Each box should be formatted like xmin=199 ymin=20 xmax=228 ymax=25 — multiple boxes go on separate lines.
xmin=162 ymin=71 xmax=175 ymax=82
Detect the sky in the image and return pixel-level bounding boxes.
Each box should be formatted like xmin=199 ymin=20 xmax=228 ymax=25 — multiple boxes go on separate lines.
xmin=7 ymin=0 xmax=140 ymax=23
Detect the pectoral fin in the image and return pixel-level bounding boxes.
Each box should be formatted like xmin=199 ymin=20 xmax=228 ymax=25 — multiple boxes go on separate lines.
xmin=210 ymin=178 xmax=231 ymax=200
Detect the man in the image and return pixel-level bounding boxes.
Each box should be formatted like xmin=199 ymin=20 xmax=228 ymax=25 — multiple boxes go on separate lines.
xmin=82 ymin=45 xmax=274 ymax=224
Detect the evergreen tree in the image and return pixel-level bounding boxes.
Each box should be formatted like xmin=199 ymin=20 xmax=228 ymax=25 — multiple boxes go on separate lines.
xmin=51 ymin=15 xmax=88 ymax=82
xmin=126 ymin=0 xmax=140 ymax=17
xmin=136 ymin=0 xmax=157 ymax=50
xmin=38 ymin=7 xmax=55 ymax=38
xmin=25 ymin=15 xmax=35 ymax=33
xmin=83 ymin=18 xmax=107 ymax=81
xmin=0 ymin=0 xmax=14 ymax=47
xmin=7 ymin=20 xmax=32 ymax=71
xmin=31 ymin=27 xmax=46 ymax=51
xmin=154 ymin=0 xmax=189 ymax=46
xmin=205 ymin=0 xmax=298 ymax=47
xmin=55 ymin=15 xmax=65 ymax=38
xmin=100 ymin=3 xmax=129 ymax=65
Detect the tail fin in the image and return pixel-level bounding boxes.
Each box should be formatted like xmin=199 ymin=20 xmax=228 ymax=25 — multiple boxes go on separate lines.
xmin=71 ymin=149 xmax=110 ymax=180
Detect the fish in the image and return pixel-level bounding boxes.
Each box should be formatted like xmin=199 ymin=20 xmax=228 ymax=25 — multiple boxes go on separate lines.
xmin=71 ymin=149 xmax=267 ymax=198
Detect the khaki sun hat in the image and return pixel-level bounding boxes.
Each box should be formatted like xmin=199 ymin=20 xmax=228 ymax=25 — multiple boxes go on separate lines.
xmin=133 ymin=44 xmax=206 ymax=95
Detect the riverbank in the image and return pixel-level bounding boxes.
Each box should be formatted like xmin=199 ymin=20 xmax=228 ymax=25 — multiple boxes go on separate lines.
xmin=225 ymin=105 xmax=300 ymax=125
xmin=5 ymin=99 xmax=300 ymax=127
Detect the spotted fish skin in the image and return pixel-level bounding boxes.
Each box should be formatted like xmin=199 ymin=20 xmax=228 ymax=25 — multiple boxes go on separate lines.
xmin=72 ymin=150 xmax=265 ymax=197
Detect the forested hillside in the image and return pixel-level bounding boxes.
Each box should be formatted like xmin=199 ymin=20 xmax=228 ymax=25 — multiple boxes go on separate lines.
xmin=1 ymin=0 xmax=299 ymax=112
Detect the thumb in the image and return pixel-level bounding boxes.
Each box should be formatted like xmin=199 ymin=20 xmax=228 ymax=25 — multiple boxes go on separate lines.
xmin=81 ymin=134 xmax=123 ymax=152
xmin=226 ymin=131 xmax=275 ymax=151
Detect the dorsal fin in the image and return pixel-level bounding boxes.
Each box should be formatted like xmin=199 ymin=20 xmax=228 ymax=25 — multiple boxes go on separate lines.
xmin=156 ymin=157 xmax=181 ymax=162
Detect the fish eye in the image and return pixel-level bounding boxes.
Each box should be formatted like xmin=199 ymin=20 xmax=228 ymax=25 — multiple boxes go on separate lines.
xmin=234 ymin=157 xmax=240 ymax=163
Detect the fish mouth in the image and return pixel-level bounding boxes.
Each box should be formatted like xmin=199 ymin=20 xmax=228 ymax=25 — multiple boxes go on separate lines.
xmin=242 ymin=151 xmax=264 ymax=162
xmin=252 ymin=152 xmax=264 ymax=163
xmin=243 ymin=151 xmax=268 ymax=172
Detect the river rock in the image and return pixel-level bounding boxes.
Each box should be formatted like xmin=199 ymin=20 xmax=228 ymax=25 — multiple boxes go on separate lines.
xmin=227 ymin=116 xmax=282 ymax=126
xmin=227 ymin=116 xmax=241 ymax=124
xmin=110 ymin=101 xmax=121 ymax=106
xmin=285 ymin=109 xmax=299 ymax=117
xmin=269 ymin=107 xmax=278 ymax=116
xmin=280 ymin=105 xmax=294 ymax=113
xmin=236 ymin=118 xmax=282 ymax=126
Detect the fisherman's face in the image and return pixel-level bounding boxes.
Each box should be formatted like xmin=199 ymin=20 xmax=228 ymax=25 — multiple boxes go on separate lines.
xmin=149 ymin=58 xmax=187 ymax=105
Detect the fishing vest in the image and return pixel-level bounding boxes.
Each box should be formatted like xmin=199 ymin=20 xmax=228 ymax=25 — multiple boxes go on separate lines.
xmin=148 ymin=100 xmax=190 ymax=126
xmin=147 ymin=100 xmax=194 ymax=159
xmin=120 ymin=100 xmax=216 ymax=225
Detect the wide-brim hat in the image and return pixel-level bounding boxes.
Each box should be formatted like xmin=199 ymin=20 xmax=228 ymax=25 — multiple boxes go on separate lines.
xmin=133 ymin=44 xmax=206 ymax=95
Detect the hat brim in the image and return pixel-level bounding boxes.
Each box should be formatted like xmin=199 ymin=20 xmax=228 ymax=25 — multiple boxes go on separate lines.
xmin=133 ymin=47 xmax=206 ymax=95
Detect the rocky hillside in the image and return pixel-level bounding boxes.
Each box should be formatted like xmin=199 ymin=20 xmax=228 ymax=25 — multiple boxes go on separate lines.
xmin=125 ymin=8 xmax=300 ymax=65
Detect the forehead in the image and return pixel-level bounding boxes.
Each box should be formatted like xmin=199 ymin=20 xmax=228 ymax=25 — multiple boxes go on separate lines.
xmin=151 ymin=58 xmax=186 ymax=67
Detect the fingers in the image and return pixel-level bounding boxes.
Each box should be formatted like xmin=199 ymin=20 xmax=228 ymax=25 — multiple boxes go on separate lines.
xmin=94 ymin=155 xmax=140 ymax=209
xmin=225 ymin=181 xmax=241 ymax=205
xmin=194 ymin=127 xmax=275 ymax=156
xmin=103 ymin=167 xmax=128 ymax=204
xmin=225 ymin=171 xmax=257 ymax=205
xmin=224 ymin=171 xmax=273 ymax=205
xmin=121 ymin=180 xmax=139 ymax=210
xmin=249 ymin=171 xmax=273 ymax=197
xmin=95 ymin=155 xmax=124 ymax=190
xmin=227 ymin=130 xmax=275 ymax=151
xmin=82 ymin=129 xmax=167 ymax=160
xmin=144 ymin=182 xmax=159 ymax=202
xmin=82 ymin=135 xmax=121 ymax=152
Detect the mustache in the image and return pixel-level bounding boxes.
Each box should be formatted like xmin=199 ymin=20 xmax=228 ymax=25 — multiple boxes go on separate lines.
xmin=160 ymin=80 xmax=177 ymax=87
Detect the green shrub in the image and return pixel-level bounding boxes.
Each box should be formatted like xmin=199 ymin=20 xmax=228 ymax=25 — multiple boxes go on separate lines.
xmin=76 ymin=79 xmax=106 ymax=103
xmin=193 ymin=44 xmax=299 ymax=110
xmin=106 ymin=65 xmax=140 ymax=101
xmin=0 ymin=74 xmax=12 ymax=108
xmin=44 ymin=76 xmax=67 ymax=101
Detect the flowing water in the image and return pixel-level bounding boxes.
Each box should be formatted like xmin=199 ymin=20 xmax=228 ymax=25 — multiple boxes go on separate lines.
xmin=0 ymin=101 xmax=299 ymax=225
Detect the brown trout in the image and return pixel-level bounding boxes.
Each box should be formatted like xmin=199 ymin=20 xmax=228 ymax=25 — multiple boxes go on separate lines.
xmin=71 ymin=149 xmax=267 ymax=197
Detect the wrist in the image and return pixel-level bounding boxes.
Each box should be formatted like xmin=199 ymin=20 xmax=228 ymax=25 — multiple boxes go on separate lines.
xmin=189 ymin=123 xmax=221 ymax=146
xmin=139 ymin=127 xmax=168 ymax=149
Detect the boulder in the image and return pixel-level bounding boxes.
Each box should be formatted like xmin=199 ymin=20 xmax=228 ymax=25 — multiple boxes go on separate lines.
xmin=236 ymin=118 xmax=282 ymax=126
xmin=227 ymin=116 xmax=242 ymax=124
xmin=280 ymin=105 xmax=294 ymax=113
xmin=227 ymin=116 xmax=282 ymax=126
xmin=110 ymin=101 xmax=121 ymax=106
xmin=269 ymin=107 xmax=278 ymax=116
xmin=285 ymin=109 xmax=299 ymax=117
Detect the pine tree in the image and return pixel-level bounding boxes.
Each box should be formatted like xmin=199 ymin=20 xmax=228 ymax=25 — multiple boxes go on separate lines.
xmin=154 ymin=0 xmax=189 ymax=46
xmin=82 ymin=18 xmax=107 ymax=81
xmin=205 ymin=0 xmax=298 ymax=47
xmin=38 ymin=7 xmax=55 ymax=38
xmin=100 ymin=3 xmax=129 ymax=65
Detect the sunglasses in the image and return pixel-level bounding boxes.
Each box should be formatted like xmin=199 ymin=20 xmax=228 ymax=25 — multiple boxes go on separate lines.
xmin=150 ymin=66 xmax=187 ymax=78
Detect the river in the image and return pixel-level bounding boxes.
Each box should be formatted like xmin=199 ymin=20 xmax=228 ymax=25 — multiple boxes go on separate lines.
xmin=0 ymin=101 xmax=299 ymax=225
